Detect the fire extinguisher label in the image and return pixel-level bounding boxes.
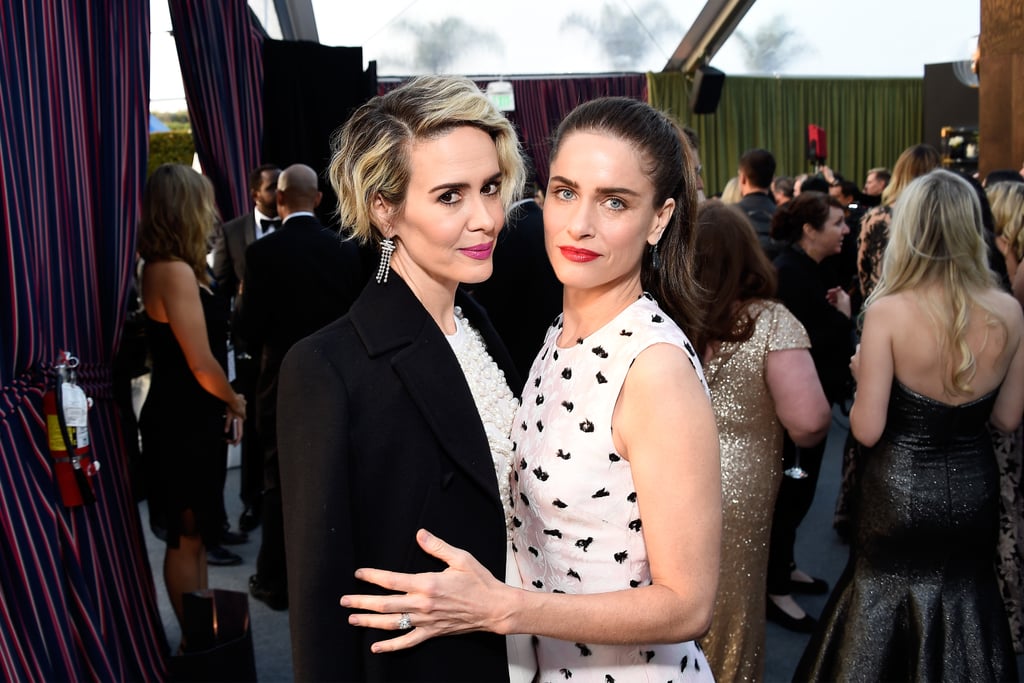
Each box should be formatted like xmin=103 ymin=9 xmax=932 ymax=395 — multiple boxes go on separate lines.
xmin=62 ymin=382 xmax=88 ymax=426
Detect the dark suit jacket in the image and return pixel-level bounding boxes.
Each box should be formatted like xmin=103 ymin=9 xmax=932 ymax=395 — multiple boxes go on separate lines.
xmin=237 ymin=214 xmax=367 ymax=485
xmin=774 ymin=245 xmax=854 ymax=403
xmin=278 ymin=276 xmax=519 ymax=683
xmin=212 ymin=212 xmax=257 ymax=296
xmin=471 ymin=199 xmax=563 ymax=387
xmin=738 ymin=190 xmax=781 ymax=260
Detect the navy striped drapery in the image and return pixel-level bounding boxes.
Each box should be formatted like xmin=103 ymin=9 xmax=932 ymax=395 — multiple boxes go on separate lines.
xmin=0 ymin=1 xmax=167 ymax=681
xmin=169 ymin=0 xmax=266 ymax=221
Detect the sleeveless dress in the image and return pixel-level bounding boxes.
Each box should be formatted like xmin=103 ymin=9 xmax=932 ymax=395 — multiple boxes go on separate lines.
xmin=139 ymin=284 xmax=228 ymax=548
xmin=795 ymin=380 xmax=1019 ymax=682
xmin=512 ymin=293 xmax=714 ymax=683
xmin=699 ymin=301 xmax=810 ymax=683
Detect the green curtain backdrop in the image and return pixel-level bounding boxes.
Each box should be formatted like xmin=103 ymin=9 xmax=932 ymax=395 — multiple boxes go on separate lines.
xmin=647 ymin=73 xmax=923 ymax=197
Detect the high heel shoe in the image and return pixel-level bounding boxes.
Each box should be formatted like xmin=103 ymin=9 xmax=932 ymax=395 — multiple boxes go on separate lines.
xmin=766 ymin=596 xmax=818 ymax=633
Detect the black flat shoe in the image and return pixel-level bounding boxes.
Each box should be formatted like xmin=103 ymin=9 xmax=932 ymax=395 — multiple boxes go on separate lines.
xmin=766 ymin=598 xmax=817 ymax=633
xmin=206 ymin=545 xmax=242 ymax=567
xmin=789 ymin=576 xmax=829 ymax=595
xmin=249 ymin=575 xmax=288 ymax=611
xmin=238 ymin=504 xmax=261 ymax=533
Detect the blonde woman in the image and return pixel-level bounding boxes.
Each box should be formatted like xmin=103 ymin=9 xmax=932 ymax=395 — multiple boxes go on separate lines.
xmin=795 ymin=170 xmax=1024 ymax=682
xmin=136 ymin=164 xmax=246 ymax=642
xmin=989 ymin=181 xmax=1024 ymax=283
xmin=986 ymin=178 xmax=1024 ymax=653
xmin=276 ymin=76 xmax=530 ymax=682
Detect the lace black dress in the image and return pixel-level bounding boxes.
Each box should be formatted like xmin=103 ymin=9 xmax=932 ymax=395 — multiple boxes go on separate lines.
xmin=795 ymin=380 xmax=1018 ymax=682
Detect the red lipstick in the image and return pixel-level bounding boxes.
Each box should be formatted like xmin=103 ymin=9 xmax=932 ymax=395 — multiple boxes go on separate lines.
xmin=559 ymin=246 xmax=600 ymax=263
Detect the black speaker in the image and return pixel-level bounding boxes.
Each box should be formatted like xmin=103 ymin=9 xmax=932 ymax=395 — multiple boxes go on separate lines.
xmin=689 ymin=65 xmax=725 ymax=115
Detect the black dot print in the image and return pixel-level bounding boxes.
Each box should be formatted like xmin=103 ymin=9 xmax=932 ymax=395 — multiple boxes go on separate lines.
xmin=567 ymin=568 xmax=582 ymax=581
xmin=579 ymin=420 xmax=594 ymax=433
xmin=575 ymin=537 xmax=593 ymax=552
xmin=556 ymin=449 xmax=571 ymax=460
xmin=553 ymin=499 xmax=568 ymax=509
xmin=629 ymin=519 xmax=642 ymax=531
xmin=614 ymin=550 xmax=629 ymax=563
xmin=609 ymin=453 xmax=621 ymax=462
xmin=592 ymin=345 xmax=608 ymax=358
xmin=533 ymin=467 xmax=549 ymax=481
xmin=543 ymin=528 xmax=563 ymax=538
xmin=562 ymin=400 xmax=574 ymax=412
xmin=562 ymin=367 xmax=572 ymax=380
xmin=536 ymin=394 xmax=545 ymax=405
xmin=592 ymin=488 xmax=610 ymax=498
xmin=596 ymin=371 xmax=607 ymax=384
xmin=575 ymin=643 xmax=592 ymax=656
xmin=651 ymin=314 xmax=663 ymax=323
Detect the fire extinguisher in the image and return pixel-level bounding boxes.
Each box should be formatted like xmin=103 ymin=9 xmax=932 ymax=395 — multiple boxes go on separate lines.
xmin=44 ymin=351 xmax=100 ymax=507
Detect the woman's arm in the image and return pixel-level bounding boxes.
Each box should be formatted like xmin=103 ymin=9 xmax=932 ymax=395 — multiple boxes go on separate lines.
xmin=848 ymin=300 xmax=895 ymax=447
xmin=343 ymin=343 xmax=721 ymax=650
xmin=991 ymin=301 xmax=1024 ymax=432
xmin=766 ymin=348 xmax=832 ymax=447
xmin=145 ymin=260 xmax=245 ymax=421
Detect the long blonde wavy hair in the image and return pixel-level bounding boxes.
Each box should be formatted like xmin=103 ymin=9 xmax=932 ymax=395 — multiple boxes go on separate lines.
xmin=867 ymin=169 xmax=1001 ymax=395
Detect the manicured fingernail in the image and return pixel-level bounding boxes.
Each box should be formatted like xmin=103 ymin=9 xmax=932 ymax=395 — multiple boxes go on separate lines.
xmin=371 ymin=644 xmax=381 ymax=654
xmin=340 ymin=596 xmax=350 ymax=607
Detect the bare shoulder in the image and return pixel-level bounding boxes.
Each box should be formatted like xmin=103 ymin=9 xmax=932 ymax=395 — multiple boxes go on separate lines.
xmin=983 ymin=288 xmax=1024 ymax=327
xmin=144 ymin=258 xmax=194 ymax=283
xmin=862 ymin=293 xmax=908 ymax=323
xmin=629 ymin=341 xmax=704 ymax=393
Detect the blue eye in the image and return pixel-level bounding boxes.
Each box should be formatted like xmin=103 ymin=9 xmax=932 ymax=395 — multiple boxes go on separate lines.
xmin=555 ymin=188 xmax=575 ymax=201
xmin=605 ymin=197 xmax=625 ymax=210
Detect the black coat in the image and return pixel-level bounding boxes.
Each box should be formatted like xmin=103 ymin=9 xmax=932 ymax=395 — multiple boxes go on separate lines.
xmin=277 ymin=274 xmax=519 ymax=682
xmin=774 ymin=245 xmax=854 ymax=403
xmin=238 ymin=213 xmax=367 ymax=485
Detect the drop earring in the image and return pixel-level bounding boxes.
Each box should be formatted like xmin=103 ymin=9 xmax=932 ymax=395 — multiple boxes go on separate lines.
xmin=376 ymin=236 xmax=395 ymax=284
xmin=650 ymin=242 xmax=661 ymax=269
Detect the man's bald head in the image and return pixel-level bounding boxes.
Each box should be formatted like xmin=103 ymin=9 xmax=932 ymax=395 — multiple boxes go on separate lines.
xmin=276 ymin=163 xmax=322 ymax=217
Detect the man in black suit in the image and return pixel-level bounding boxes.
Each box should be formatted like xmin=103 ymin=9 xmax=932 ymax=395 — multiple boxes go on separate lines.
xmin=237 ymin=164 xmax=366 ymax=610
xmin=210 ymin=164 xmax=281 ymax=552
xmin=736 ymin=148 xmax=781 ymax=260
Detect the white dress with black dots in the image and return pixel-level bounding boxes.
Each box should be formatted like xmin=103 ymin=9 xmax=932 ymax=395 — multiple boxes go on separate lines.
xmin=512 ymin=293 xmax=714 ymax=683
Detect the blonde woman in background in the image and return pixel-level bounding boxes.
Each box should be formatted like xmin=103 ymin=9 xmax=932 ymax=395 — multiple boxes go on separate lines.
xmin=796 ymin=170 xmax=1024 ymax=682
xmin=986 ymin=178 xmax=1024 ymax=653
xmin=720 ymin=176 xmax=742 ymax=204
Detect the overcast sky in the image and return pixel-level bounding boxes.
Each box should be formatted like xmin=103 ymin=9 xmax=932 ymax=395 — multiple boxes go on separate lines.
xmin=151 ymin=0 xmax=980 ymax=112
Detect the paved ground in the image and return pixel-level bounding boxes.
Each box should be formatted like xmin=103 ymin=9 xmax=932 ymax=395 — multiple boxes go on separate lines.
xmin=142 ymin=407 xmax=1022 ymax=682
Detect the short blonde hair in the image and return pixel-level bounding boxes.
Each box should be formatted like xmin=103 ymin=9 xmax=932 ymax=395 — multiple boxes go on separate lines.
xmin=137 ymin=164 xmax=218 ymax=284
xmin=987 ymin=181 xmax=1024 ymax=262
xmin=328 ymin=75 xmax=525 ymax=246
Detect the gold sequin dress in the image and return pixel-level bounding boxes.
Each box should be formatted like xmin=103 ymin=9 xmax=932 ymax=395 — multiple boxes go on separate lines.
xmin=699 ymin=300 xmax=810 ymax=683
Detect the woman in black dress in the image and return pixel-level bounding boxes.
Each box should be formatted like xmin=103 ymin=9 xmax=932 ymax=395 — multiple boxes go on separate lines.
xmin=796 ymin=169 xmax=1024 ymax=681
xmin=136 ymin=164 xmax=246 ymax=640
xmin=766 ymin=192 xmax=853 ymax=630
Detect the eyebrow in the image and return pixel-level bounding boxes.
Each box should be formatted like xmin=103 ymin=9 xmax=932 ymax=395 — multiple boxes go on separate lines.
xmin=548 ymin=175 xmax=641 ymax=197
xmin=428 ymin=172 xmax=502 ymax=194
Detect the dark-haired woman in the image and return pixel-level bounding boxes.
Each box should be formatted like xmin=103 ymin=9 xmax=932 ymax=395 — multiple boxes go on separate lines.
xmin=342 ymin=97 xmax=720 ymax=682
xmin=765 ymin=191 xmax=853 ymax=631
xmin=693 ymin=200 xmax=831 ymax=682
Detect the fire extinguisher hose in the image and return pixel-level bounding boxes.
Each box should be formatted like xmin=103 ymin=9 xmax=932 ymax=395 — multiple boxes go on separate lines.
xmin=54 ymin=377 xmax=96 ymax=505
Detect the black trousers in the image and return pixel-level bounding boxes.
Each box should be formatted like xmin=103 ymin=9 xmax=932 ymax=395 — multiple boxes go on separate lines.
xmin=235 ymin=353 xmax=264 ymax=510
xmin=255 ymin=486 xmax=286 ymax=592
xmin=767 ymin=431 xmax=829 ymax=595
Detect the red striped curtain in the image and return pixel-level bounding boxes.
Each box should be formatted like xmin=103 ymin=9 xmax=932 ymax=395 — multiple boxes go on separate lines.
xmin=0 ymin=1 xmax=167 ymax=680
xmin=380 ymin=74 xmax=649 ymax=190
xmin=168 ymin=0 xmax=266 ymax=221
xmin=504 ymin=75 xmax=649 ymax=189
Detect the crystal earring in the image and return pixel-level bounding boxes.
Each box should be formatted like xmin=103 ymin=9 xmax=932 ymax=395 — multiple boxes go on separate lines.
xmin=650 ymin=242 xmax=661 ymax=269
xmin=376 ymin=237 xmax=395 ymax=284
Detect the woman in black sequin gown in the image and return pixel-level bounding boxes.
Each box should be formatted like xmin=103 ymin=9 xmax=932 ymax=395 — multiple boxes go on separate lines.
xmin=795 ymin=170 xmax=1024 ymax=682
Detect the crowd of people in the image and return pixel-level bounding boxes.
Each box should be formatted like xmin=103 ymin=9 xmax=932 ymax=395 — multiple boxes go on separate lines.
xmin=133 ymin=75 xmax=1024 ymax=681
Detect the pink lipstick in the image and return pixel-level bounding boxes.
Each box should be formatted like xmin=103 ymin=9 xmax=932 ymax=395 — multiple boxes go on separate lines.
xmin=460 ymin=243 xmax=494 ymax=260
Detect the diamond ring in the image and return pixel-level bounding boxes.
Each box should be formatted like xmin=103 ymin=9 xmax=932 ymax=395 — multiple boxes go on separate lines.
xmin=397 ymin=613 xmax=412 ymax=630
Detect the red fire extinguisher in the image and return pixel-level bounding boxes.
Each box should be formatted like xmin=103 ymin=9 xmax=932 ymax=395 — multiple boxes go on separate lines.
xmin=44 ymin=351 xmax=99 ymax=507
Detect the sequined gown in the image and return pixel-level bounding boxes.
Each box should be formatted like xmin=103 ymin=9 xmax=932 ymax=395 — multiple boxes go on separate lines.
xmin=699 ymin=300 xmax=810 ymax=683
xmin=512 ymin=294 xmax=714 ymax=683
xmin=794 ymin=381 xmax=1018 ymax=682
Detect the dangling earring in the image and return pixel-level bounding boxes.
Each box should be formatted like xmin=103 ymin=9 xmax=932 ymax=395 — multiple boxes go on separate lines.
xmin=376 ymin=236 xmax=395 ymax=284
xmin=650 ymin=242 xmax=662 ymax=270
